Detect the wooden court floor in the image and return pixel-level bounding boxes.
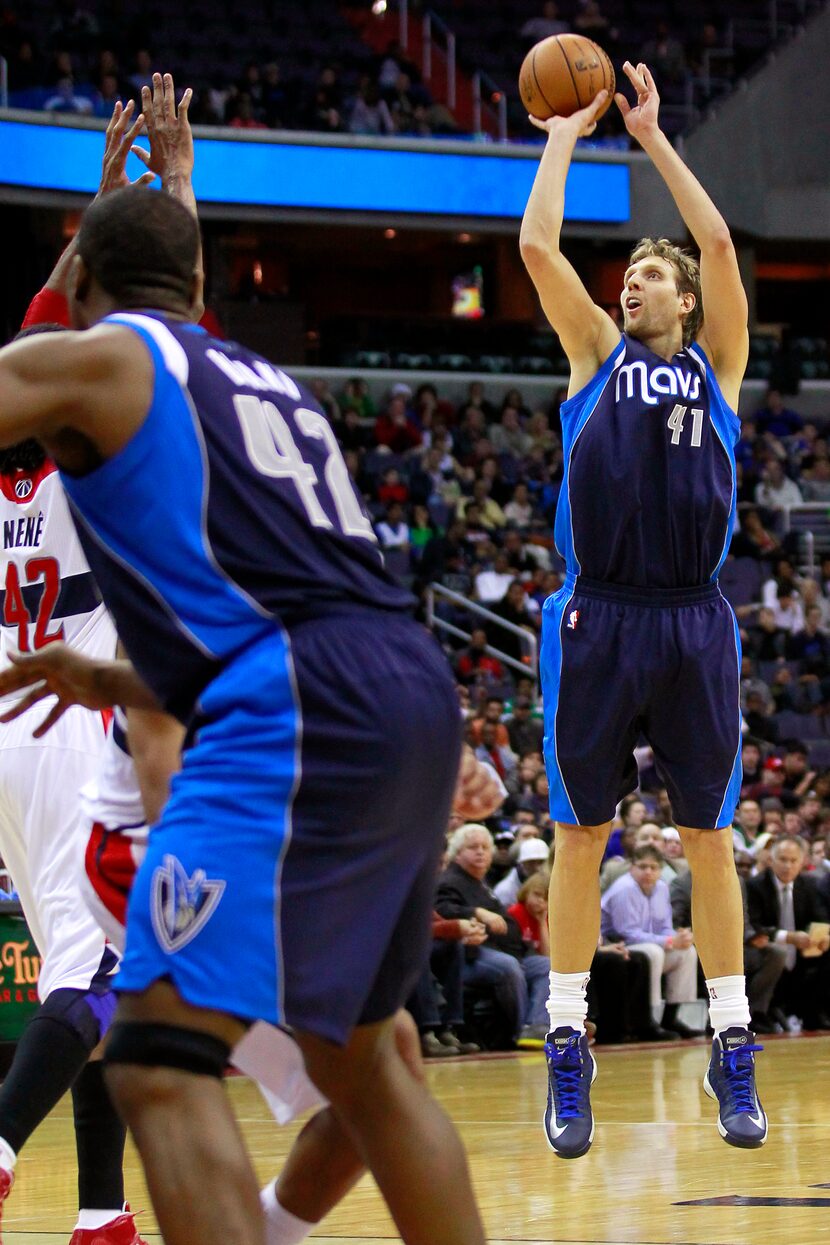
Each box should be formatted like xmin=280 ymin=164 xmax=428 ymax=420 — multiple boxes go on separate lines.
xmin=3 ymin=1033 xmax=829 ymax=1245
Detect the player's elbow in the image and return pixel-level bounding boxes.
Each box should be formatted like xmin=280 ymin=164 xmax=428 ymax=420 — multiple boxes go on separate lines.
xmin=704 ymin=227 xmax=735 ymax=260
xmin=520 ymin=233 xmax=556 ymax=271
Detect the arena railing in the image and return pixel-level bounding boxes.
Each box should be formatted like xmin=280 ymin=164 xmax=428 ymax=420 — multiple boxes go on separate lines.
xmin=425 ymin=582 xmax=538 ymax=690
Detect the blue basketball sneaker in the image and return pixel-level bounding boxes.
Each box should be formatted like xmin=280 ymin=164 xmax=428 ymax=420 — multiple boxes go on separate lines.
xmin=703 ymin=1026 xmax=767 ymax=1148
xmin=543 ymin=1026 xmax=597 ymax=1159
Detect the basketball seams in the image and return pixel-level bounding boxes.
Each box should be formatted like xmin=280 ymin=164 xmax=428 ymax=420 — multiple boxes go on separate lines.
xmin=553 ymin=35 xmax=582 ymax=115
xmin=530 ymin=45 xmax=557 ymax=116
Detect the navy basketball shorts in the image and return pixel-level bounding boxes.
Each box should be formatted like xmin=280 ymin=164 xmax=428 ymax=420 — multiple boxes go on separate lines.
xmin=540 ymin=576 xmax=742 ymax=830
xmin=117 ymin=610 xmax=462 ymax=1044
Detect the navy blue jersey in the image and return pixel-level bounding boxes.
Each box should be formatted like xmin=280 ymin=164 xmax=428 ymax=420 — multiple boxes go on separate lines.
xmin=555 ymin=333 xmax=739 ymax=589
xmin=60 ymin=313 xmax=413 ymax=719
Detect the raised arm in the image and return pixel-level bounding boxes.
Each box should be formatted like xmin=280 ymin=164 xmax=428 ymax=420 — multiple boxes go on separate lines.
xmin=519 ymin=91 xmax=621 ymax=396
xmin=616 ymin=62 xmax=748 ymax=407
xmin=22 ymin=100 xmax=155 ymax=324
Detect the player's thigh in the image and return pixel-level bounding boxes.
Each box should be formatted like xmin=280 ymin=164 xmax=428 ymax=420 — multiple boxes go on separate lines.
xmin=646 ymin=599 xmax=741 ymax=830
xmin=118 ymin=617 xmax=462 ymax=1041
xmin=541 ymin=589 xmax=641 ymax=826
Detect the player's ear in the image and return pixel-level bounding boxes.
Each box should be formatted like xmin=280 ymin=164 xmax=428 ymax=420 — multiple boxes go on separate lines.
xmin=70 ymin=254 xmax=90 ymax=302
xmin=67 ymin=254 xmax=92 ymax=328
xmin=189 ymin=265 xmax=205 ymax=325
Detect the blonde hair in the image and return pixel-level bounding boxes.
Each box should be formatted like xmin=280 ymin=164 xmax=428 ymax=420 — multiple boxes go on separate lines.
xmin=629 ymin=237 xmax=703 ymax=346
xmin=517 ymin=869 xmax=550 ymax=904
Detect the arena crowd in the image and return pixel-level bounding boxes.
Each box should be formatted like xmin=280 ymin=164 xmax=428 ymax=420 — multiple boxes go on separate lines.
xmin=313 ymin=372 xmax=830 ymax=1053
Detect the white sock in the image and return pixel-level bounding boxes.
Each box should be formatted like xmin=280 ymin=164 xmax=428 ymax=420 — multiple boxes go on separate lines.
xmin=546 ymin=970 xmax=590 ymax=1034
xmin=0 ymin=1137 xmax=16 ymax=1173
xmin=261 ymin=1180 xmax=315 ymax=1245
xmin=74 ymin=1210 xmax=124 ymax=1230
xmin=706 ymin=975 xmax=751 ymax=1034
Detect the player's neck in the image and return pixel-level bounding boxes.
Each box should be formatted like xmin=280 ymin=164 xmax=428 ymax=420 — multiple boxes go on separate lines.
xmin=631 ymin=328 xmax=684 ymax=363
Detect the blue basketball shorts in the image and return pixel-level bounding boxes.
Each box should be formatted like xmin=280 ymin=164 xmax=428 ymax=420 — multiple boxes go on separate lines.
xmin=117 ymin=609 xmax=462 ymax=1044
xmin=540 ymin=576 xmax=742 ymax=829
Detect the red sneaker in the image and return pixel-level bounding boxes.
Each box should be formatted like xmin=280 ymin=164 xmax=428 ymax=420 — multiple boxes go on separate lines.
xmin=67 ymin=1205 xmax=148 ymax=1245
xmin=0 ymin=1166 xmax=14 ymax=1243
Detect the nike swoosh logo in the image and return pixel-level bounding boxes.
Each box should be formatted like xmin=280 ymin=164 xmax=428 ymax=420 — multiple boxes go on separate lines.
xmin=746 ymin=1110 xmax=765 ymax=1128
xmin=549 ymin=1122 xmax=568 ymax=1139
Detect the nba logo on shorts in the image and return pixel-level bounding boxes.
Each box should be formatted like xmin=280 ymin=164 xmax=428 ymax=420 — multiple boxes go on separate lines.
xmin=567 ymin=609 xmax=580 ymax=630
xmin=151 ymin=854 xmax=226 ymax=953
xmin=14 ymin=478 xmax=32 ymax=499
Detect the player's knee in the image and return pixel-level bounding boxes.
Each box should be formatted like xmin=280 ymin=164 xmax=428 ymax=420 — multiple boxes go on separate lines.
xmin=554 ymin=822 xmax=610 ymax=856
xmin=103 ymin=1021 xmax=230 ymax=1117
xmin=37 ymin=986 xmax=117 ymax=1052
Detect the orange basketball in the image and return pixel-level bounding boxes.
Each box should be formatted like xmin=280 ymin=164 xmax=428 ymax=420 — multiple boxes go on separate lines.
xmin=519 ymin=33 xmax=615 ymax=121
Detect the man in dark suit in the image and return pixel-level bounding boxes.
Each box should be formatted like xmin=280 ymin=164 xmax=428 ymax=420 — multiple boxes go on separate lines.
xmin=747 ymin=836 xmax=830 ymax=1029
xmin=671 ymin=857 xmax=788 ymax=1034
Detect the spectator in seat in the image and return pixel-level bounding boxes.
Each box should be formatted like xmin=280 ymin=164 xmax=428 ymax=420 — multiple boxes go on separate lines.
xmin=408 ymin=912 xmax=486 ymax=1057
xmin=474 ymin=722 xmax=517 ymax=791
xmin=44 ymin=75 xmax=93 ymax=115
xmin=787 ymin=605 xmax=830 ymax=672
xmin=745 ymin=606 xmax=787 ymax=663
xmin=659 ymin=826 xmax=688 ymax=884
xmin=488 ymin=581 xmax=537 ymax=666
xmin=506 ymin=696 xmax=544 ymax=757
xmin=601 ymin=845 xmax=702 ymax=1038
xmin=474 ymin=551 xmax=516 ymax=606
xmin=490 ymin=407 xmax=532 ymax=459
xmin=305 ymin=65 xmax=343 ymax=132
xmin=640 ymin=21 xmax=687 ymax=83
xmin=747 ymin=836 xmax=830 ymax=1030
xmin=230 ymin=93 xmax=267 ymax=130
xmin=734 ymin=797 xmax=764 ymax=852
xmin=496 ymin=838 xmax=550 ymax=908
xmin=504 ymin=483 xmax=535 ymax=531
xmin=670 ymin=858 xmax=788 ymax=1035
xmin=468 ymin=696 xmax=510 ymax=748
xmin=754 ymin=458 xmax=803 ymax=511
xmin=436 ymin=824 xmax=551 ymax=1045
xmin=456 ymin=629 xmax=505 ymax=687
xmin=128 ymin=48 xmax=154 ymax=94
xmin=376 ymin=466 xmax=408 ymax=507
xmin=741 ymin=739 xmax=764 ymax=793
xmin=375 ymin=393 xmax=421 ymax=453
xmin=348 ymin=79 xmax=395 ymax=136
xmin=374 ymin=501 xmax=410 ymax=552
xmin=521 ymin=1 xmax=569 ymax=42
xmin=780 ymin=742 xmax=817 ymax=801
xmin=730 ymin=506 xmax=780 ymax=559
xmin=755 ymin=387 xmax=804 ymax=439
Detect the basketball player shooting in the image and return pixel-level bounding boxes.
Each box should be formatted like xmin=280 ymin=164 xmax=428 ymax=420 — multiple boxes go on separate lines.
xmin=519 ymin=62 xmax=765 ymax=1158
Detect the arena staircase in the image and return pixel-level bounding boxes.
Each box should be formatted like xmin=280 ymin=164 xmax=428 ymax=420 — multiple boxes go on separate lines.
xmin=341 ymin=3 xmax=507 ymax=139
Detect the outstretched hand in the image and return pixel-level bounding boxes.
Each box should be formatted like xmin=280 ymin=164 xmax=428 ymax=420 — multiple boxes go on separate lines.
xmin=0 ymin=644 xmax=113 ymax=737
xmin=615 ymin=61 xmax=660 ymax=141
xmin=131 ymin=72 xmax=194 ymax=185
xmin=97 ymin=98 xmax=156 ymax=196
xmin=528 ymin=89 xmax=609 ymax=139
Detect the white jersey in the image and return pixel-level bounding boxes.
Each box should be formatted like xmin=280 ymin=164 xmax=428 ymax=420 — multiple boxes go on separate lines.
xmin=0 ymin=460 xmax=117 ymax=998
xmin=81 ymin=719 xmax=324 ymax=1123
xmin=0 ymin=462 xmax=116 ymax=683
xmin=80 ymin=707 xmax=147 ymax=832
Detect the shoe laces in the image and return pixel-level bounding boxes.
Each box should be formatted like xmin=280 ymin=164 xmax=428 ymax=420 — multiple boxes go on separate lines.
xmin=720 ymin=1042 xmax=763 ymax=1113
xmin=544 ymin=1040 xmax=586 ymax=1119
